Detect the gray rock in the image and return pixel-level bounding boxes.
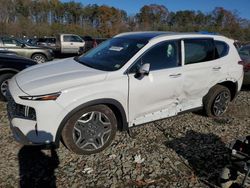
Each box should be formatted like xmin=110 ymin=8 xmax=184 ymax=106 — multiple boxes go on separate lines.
xmin=0 ymin=90 xmax=250 ymax=188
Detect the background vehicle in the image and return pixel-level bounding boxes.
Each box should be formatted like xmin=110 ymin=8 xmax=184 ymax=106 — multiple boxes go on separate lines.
xmin=238 ymin=45 xmax=250 ymax=84
xmin=54 ymin=34 xmax=85 ymax=55
xmin=35 ymin=37 xmax=56 ymax=48
xmin=0 ymin=49 xmax=17 ymax=55
xmin=79 ymin=36 xmax=108 ymax=54
xmin=220 ymin=136 xmax=250 ymax=188
xmin=7 ymin=32 xmax=243 ymax=155
xmin=0 ymin=36 xmax=54 ymax=63
xmin=239 ymin=45 xmax=250 ymax=62
xmin=26 ymin=38 xmax=38 ymax=46
xmin=80 ymin=36 xmax=96 ymax=53
xmin=0 ymin=54 xmax=37 ymax=100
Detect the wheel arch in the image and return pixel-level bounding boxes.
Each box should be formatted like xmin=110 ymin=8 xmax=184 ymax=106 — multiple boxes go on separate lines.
xmin=55 ymin=98 xmax=128 ymax=146
xmin=0 ymin=68 xmax=19 ymax=75
xmin=218 ymin=81 xmax=238 ymax=101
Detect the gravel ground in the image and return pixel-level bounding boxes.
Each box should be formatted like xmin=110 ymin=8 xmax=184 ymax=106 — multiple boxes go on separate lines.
xmin=0 ymin=86 xmax=249 ymax=188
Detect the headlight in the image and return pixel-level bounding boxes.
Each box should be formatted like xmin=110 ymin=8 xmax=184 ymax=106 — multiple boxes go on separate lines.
xmin=19 ymin=92 xmax=61 ymax=101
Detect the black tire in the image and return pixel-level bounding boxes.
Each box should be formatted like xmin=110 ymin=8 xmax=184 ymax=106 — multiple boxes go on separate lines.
xmin=31 ymin=54 xmax=46 ymax=64
xmin=0 ymin=73 xmax=14 ymax=101
xmin=61 ymin=105 xmax=117 ymax=155
xmin=203 ymin=85 xmax=231 ymax=117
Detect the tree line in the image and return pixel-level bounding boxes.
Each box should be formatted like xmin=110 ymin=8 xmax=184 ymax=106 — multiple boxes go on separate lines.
xmin=0 ymin=0 xmax=250 ymax=41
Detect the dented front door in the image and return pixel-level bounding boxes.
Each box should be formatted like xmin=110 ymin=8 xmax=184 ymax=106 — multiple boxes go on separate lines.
xmin=128 ymin=40 xmax=183 ymax=126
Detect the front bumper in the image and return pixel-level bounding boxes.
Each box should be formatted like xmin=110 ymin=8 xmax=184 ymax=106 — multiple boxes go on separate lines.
xmin=6 ymin=78 xmax=63 ymax=145
xmin=10 ymin=122 xmax=58 ymax=149
xmin=10 ymin=123 xmax=30 ymax=145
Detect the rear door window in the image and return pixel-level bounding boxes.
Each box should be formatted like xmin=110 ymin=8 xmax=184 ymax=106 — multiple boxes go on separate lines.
xmin=184 ymin=38 xmax=218 ymax=65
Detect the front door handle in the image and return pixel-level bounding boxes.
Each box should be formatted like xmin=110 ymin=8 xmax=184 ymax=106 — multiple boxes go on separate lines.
xmin=169 ymin=73 xmax=182 ymax=78
xmin=213 ymin=66 xmax=221 ymax=71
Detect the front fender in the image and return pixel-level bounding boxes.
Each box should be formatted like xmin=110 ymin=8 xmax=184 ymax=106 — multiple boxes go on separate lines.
xmin=54 ymin=98 xmax=128 ymax=145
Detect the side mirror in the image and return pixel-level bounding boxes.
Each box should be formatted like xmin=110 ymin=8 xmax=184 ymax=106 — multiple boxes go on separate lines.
xmin=134 ymin=63 xmax=150 ymax=79
xmin=138 ymin=63 xmax=150 ymax=76
xmin=21 ymin=43 xmax=25 ymax=48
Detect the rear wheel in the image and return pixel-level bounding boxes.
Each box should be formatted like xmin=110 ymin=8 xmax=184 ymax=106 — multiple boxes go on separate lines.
xmin=62 ymin=105 xmax=117 ymax=155
xmin=203 ymin=85 xmax=231 ymax=117
xmin=0 ymin=73 xmax=14 ymax=101
xmin=32 ymin=54 xmax=46 ymax=63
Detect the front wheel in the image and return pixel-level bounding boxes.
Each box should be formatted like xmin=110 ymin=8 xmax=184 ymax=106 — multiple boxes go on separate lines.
xmin=203 ymin=85 xmax=231 ymax=117
xmin=0 ymin=73 xmax=14 ymax=101
xmin=32 ymin=54 xmax=46 ymax=63
xmin=61 ymin=105 xmax=117 ymax=155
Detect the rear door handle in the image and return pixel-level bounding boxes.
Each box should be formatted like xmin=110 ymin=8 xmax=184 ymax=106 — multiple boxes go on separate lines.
xmin=213 ymin=66 xmax=221 ymax=71
xmin=169 ymin=73 xmax=182 ymax=78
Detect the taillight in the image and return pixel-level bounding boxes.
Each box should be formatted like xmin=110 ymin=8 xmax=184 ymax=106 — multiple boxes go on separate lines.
xmin=239 ymin=60 xmax=250 ymax=72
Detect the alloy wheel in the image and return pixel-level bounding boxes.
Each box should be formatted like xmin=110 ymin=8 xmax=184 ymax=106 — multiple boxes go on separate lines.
xmin=0 ymin=80 xmax=8 ymax=97
xmin=72 ymin=111 xmax=112 ymax=151
xmin=213 ymin=91 xmax=230 ymax=116
xmin=33 ymin=55 xmax=45 ymax=63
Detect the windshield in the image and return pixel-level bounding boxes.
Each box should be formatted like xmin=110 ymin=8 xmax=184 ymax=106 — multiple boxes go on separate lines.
xmin=15 ymin=39 xmax=31 ymax=46
xmin=77 ymin=38 xmax=148 ymax=71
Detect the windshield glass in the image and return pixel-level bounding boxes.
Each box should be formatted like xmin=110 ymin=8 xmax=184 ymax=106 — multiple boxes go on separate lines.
xmin=77 ymin=38 xmax=148 ymax=71
xmin=15 ymin=39 xmax=30 ymax=46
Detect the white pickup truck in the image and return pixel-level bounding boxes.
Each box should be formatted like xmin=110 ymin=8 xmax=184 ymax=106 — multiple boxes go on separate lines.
xmin=55 ymin=34 xmax=85 ymax=54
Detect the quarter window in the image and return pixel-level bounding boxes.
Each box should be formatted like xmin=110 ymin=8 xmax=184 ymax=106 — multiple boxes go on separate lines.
xmin=184 ymin=39 xmax=218 ymax=65
xmin=215 ymin=40 xmax=229 ymax=58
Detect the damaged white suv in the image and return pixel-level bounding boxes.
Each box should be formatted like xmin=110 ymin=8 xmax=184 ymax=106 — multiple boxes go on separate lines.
xmin=7 ymin=32 xmax=243 ymax=155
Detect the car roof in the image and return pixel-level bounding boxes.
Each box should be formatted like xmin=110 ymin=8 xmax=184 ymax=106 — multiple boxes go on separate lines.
xmin=115 ymin=31 xmax=175 ymax=41
xmin=114 ymin=31 xmax=225 ymax=42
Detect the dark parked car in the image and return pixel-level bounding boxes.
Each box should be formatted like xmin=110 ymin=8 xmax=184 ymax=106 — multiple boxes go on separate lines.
xmin=79 ymin=36 xmax=108 ymax=54
xmin=0 ymin=36 xmax=54 ymax=63
xmin=238 ymin=45 xmax=250 ymax=85
xmin=0 ymin=54 xmax=37 ymax=100
xmin=95 ymin=38 xmax=107 ymax=44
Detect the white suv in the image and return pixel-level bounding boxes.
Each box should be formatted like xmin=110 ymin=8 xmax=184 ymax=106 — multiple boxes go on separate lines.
xmin=7 ymin=32 xmax=243 ymax=155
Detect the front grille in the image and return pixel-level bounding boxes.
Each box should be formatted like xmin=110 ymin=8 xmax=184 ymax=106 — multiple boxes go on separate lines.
xmin=6 ymin=89 xmax=36 ymax=121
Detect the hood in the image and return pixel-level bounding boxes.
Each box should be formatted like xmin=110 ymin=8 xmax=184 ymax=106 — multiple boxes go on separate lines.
xmin=15 ymin=58 xmax=108 ymax=95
